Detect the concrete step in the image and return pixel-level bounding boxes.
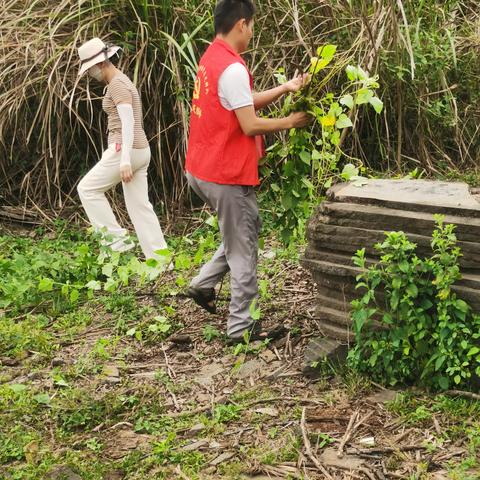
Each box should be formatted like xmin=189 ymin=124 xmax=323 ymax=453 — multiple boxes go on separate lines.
xmin=315 ymin=201 xmax=480 ymax=243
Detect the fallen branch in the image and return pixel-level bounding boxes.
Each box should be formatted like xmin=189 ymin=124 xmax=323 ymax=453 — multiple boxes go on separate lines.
xmin=175 ymin=466 xmax=192 ymax=480
xmin=165 ymin=395 xmax=228 ymax=418
xmin=163 ymin=395 xmax=325 ymax=420
xmin=354 ymin=445 xmax=427 ymax=455
xmin=246 ymin=396 xmax=325 ymax=408
xmin=300 ymin=408 xmax=334 ymax=480
xmin=445 ymin=390 xmax=480 ymax=401
xmin=433 ymin=449 xmax=466 ymax=462
xmin=357 ymin=466 xmax=378 ymax=480
xmin=338 ymin=410 xmax=359 ymax=458
xmin=353 ymin=410 xmax=375 ymax=431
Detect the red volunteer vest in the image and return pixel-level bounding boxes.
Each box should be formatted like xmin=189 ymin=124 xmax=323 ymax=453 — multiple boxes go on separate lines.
xmin=185 ymin=39 xmax=260 ymax=186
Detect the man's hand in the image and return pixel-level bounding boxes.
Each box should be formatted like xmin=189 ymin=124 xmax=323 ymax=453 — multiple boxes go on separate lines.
xmin=288 ymin=111 xmax=312 ymax=129
xmin=253 ymin=72 xmax=310 ymax=110
xmin=120 ymin=164 xmax=134 ymax=183
xmin=284 ymin=72 xmax=310 ymax=93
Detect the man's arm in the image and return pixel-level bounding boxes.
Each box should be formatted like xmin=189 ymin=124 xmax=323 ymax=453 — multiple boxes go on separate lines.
xmin=253 ymin=73 xmax=309 ymax=110
xmin=253 ymin=85 xmax=288 ymax=110
xmin=235 ymin=105 xmax=310 ymax=136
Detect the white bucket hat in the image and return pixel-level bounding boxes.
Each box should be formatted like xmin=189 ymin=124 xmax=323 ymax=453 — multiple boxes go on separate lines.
xmin=77 ymin=38 xmax=121 ymax=77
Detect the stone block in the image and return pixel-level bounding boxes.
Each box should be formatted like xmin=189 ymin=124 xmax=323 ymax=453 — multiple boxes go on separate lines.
xmin=303 ymin=337 xmax=349 ymax=377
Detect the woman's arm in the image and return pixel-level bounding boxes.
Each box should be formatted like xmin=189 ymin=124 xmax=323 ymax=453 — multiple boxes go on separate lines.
xmin=117 ymin=103 xmax=135 ymax=183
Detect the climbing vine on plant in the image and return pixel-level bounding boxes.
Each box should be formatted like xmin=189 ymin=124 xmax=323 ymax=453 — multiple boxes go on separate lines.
xmin=263 ymin=45 xmax=384 ymax=243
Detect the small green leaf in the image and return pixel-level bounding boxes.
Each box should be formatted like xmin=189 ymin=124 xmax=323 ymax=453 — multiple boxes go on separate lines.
xmin=346 ymin=65 xmax=358 ymax=81
xmin=392 ymin=277 xmax=402 ymax=289
xmin=70 ymin=289 xmax=79 ymax=303
xmin=10 ymin=384 xmax=27 ymax=393
xmin=351 ymin=176 xmax=369 ymax=187
xmin=456 ymin=299 xmax=469 ymax=313
xmin=102 ymin=263 xmax=113 ymax=277
xmin=382 ymin=313 xmax=393 ymax=325
xmin=54 ymin=377 xmax=69 ymax=388
xmin=467 ymin=347 xmax=480 ymax=356
xmin=175 ymin=253 xmax=191 ymax=270
xmin=206 ymin=215 xmax=218 ymax=229
xmin=310 ymin=57 xmax=331 ymax=74
xmin=356 ymin=66 xmax=369 ymax=81
xmin=341 ymin=163 xmax=359 ymax=181
xmin=406 ymin=284 xmax=418 ymax=298
xmin=318 ymin=44 xmax=337 ymax=59
xmin=356 ymin=89 xmax=374 ymax=105
xmin=331 ymin=131 xmax=341 ymax=146
xmin=299 ymin=150 xmax=311 ymax=165
xmin=38 ymin=278 xmax=54 ymax=292
xmin=249 ymin=300 xmax=261 ymax=321
xmin=86 ymin=280 xmax=101 ymax=291
xmin=435 ymin=355 xmax=446 ymax=371
xmin=420 ymin=298 xmax=433 ymax=310
xmin=340 ymin=94 xmax=354 ymax=109
xmin=369 ymin=96 xmax=384 ymax=114
xmin=301 ymin=177 xmax=315 ymax=191
xmin=33 ymin=393 xmax=50 ymax=405
xmin=438 ymin=376 xmax=449 ymax=390
xmin=335 ymin=114 xmax=353 ymax=129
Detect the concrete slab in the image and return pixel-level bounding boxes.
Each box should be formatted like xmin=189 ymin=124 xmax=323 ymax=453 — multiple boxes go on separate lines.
xmin=329 ymin=179 xmax=480 ymax=217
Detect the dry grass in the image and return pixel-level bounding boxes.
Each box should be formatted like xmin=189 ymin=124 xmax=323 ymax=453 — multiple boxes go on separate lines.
xmin=0 ymin=0 xmax=479 ymax=214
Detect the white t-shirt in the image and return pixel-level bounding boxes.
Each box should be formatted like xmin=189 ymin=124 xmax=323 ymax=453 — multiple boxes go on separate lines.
xmin=218 ymin=62 xmax=254 ymax=111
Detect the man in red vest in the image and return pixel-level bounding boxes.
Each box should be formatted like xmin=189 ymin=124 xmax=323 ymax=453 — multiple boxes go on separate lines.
xmin=186 ymin=0 xmax=310 ymax=344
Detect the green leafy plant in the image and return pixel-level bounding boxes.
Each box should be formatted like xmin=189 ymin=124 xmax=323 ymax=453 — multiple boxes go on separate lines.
xmin=0 ymin=232 xmax=171 ymax=317
xmin=0 ymin=315 xmax=55 ymax=359
xmin=152 ymin=432 xmax=205 ymax=471
xmin=213 ymin=404 xmax=242 ymax=424
xmin=0 ymin=425 xmax=38 ymax=464
xmin=54 ymin=389 xmax=109 ymax=433
xmin=202 ymin=325 xmax=222 ymax=342
xmin=126 ymin=315 xmax=173 ymax=343
xmin=348 ymin=215 xmax=480 ymax=391
xmin=263 ymin=46 xmax=383 ymax=242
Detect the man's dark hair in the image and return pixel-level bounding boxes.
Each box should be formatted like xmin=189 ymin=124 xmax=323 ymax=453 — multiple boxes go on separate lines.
xmin=214 ymin=0 xmax=256 ymax=35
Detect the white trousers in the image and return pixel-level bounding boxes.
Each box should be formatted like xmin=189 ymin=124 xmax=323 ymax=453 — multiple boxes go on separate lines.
xmin=77 ymin=145 xmax=167 ymax=259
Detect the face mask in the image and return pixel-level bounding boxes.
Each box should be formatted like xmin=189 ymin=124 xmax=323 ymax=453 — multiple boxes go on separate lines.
xmin=88 ymin=65 xmax=103 ymax=82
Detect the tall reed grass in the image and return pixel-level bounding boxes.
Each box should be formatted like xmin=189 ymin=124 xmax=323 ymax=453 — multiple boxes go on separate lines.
xmin=0 ymin=0 xmax=478 ymax=214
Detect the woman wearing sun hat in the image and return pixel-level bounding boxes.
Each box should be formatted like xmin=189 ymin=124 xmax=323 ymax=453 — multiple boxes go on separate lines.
xmin=76 ymin=38 xmax=167 ymax=259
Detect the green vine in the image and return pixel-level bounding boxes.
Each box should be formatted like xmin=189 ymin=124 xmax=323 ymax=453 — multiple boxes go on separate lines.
xmin=263 ymin=45 xmax=383 ymax=243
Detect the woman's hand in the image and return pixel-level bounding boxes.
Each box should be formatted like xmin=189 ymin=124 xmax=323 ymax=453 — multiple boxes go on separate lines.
xmin=120 ymin=164 xmax=134 ymax=183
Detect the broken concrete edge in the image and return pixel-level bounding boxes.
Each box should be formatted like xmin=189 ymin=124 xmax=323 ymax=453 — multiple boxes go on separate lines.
xmin=302 ymin=337 xmax=350 ymax=379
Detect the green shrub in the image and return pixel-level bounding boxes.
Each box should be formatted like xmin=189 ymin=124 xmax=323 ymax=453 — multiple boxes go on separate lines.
xmin=0 ymin=426 xmax=37 ymax=464
xmin=0 ymin=315 xmax=54 ymax=359
xmin=0 ymin=233 xmax=169 ymax=316
xmin=348 ymin=215 xmax=480 ymax=391
xmin=54 ymin=389 xmax=109 ymax=432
